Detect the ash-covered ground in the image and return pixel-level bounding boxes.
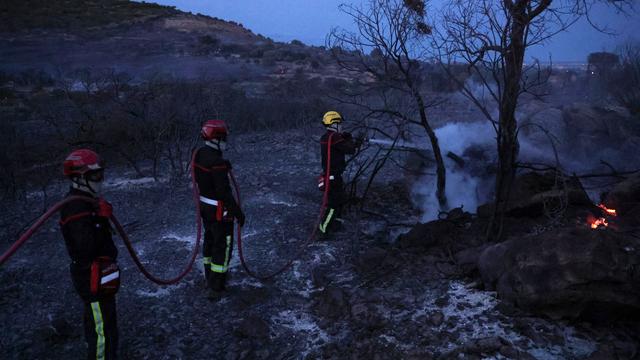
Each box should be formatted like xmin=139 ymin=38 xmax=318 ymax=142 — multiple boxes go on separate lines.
xmin=1 ymin=128 xmax=638 ymax=359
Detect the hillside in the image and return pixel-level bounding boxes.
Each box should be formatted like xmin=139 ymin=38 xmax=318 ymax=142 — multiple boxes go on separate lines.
xmin=0 ymin=0 xmax=339 ymax=81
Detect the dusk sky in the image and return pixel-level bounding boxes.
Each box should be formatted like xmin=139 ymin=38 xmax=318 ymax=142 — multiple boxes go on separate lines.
xmin=154 ymin=0 xmax=639 ymax=62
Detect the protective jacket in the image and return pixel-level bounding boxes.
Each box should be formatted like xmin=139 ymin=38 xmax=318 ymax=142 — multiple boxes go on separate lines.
xmin=319 ymin=131 xmax=358 ymax=234
xmin=60 ymin=188 xmax=118 ymax=300
xmin=194 ymin=145 xmax=240 ymax=291
xmin=194 ymin=146 xmax=241 ymax=218
xmin=321 ymin=131 xmax=358 ymax=175
xmin=59 ymin=188 xmax=118 ymax=360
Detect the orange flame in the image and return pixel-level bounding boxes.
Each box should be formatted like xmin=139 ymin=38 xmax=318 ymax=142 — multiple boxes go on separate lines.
xmin=597 ymin=204 xmax=617 ymax=216
xmin=590 ymin=217 xmax=609 ymax=229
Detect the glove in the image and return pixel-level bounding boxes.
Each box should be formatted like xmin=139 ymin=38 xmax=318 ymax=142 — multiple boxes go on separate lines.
xmin=235 ymin=210 xmax=246 ymax=227
xmin=96 ymin=198 xmax=113 ymax=218
xmin=342 ymin=132 xmax=353 ymax=140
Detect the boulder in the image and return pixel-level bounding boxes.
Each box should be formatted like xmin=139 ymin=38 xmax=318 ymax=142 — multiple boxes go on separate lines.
xmin=506 ymin=172 xmax=592 ymax=217
xmin=477 ymin=171 xmax=593 ymax=219
xmin=562 ymin=103 xmax=610 ymax=136
xmin=477 ymin=227 xmax=640 ymax=319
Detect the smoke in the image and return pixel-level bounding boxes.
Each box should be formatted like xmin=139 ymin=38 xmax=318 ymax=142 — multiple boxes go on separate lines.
xmin=411 ymin=119 xmax=594 ymax=222
xmin=412 ymin=121 xmax=496 ymax=221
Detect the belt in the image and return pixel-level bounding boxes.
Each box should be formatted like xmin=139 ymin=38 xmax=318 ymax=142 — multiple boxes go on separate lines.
xmin=199 ymin=196 xmax=219 ymax=206
xmin=199 ymin=196 xmax=229 ymax=217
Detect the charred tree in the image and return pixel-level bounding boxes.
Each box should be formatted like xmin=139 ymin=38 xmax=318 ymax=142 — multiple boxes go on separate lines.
xmin=406 ymin=0 xmax=634 ymax=240
xmin=328 ymin=0 xmax=448 ymax=207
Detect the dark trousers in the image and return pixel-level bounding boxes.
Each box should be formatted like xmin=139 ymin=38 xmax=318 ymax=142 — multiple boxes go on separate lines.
xmin=83 ymin=296 xmax=118 ymax=360
xmin=202 ymin=217 xmax=234 ymax=291
xmin=319 ymin=175 xmax=345 ymax=234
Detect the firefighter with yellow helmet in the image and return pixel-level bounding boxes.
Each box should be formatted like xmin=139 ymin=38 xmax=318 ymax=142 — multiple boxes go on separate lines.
xmin=319 ymin=111 xmax=361 ymax=235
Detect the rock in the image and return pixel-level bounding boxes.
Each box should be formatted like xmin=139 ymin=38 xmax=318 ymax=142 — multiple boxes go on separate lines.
xmin=506 ymin=171 xmax=592 ymax=217
xmin=604 ymin=173 xmax=640 ymax=216
xmin=234 ymin=315 xmax=270 ymax=339
xmin=351 ymin=302 xmax=386 ymax=331
xmin=311 ymin=266 xmax=330 ymax=288
xmin=397 ymin=220 xmax=457 ymax=250
xmin=454 ymin=244 xmax=490 ymax=275
xmin=404 ymin=349 xmax=434 ymax=360
xmin=562 ymin=103 xmax=610 ymax=136
xmin=356 ymin=246 xmax=387 ymax=273
xmin=498 ymin=345 xmax=519 ymax=358
xmin=429 ymin=311 xmax=444 ymax=327
xmin=478 ymin=227 xmax=640 ymax=319
xmin=314 ymin=286 xmax=349 ymax=319
xmin=434 ymin=296 xmax=449 ymax=308
xmin=466 ymin=336 xmax=505 ymax=353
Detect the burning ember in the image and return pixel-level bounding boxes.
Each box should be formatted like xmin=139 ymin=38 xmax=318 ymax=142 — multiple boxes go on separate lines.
xmin=598 ymin=204 xmax=617 ymax=216
xmin=590 ymin=217 xmax=609 ymax=229
xmin=587 ymin=204 xmax=617 ymax=229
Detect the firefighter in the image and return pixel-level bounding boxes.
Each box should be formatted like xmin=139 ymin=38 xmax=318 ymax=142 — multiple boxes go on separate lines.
xmin=194 ymin=120 xmax=245 ymax=298
xmin=60 ymin=149 xmax=119 ymax=360
xmin=319 ymin=111 xmax=361 ymax=235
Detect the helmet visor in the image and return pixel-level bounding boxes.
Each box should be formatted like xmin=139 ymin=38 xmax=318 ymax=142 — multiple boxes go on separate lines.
xmin=85 ymin=169 xmax=104 ymax=182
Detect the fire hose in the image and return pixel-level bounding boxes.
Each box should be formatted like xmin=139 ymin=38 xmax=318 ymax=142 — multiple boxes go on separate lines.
xmin=1 ymin=134 xmax=335 ymax=283
xmin=0 ymin=152 xmax=204 ymax=286
xmin=230 ymin=133 xmax=334 ymax=280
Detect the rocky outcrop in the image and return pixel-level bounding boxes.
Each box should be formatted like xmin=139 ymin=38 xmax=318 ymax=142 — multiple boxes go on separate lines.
xmin=478 ymin=227 xmax=640 ymax=320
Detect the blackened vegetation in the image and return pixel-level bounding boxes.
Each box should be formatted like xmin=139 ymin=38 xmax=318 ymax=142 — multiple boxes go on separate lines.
xmin=327 ymin=0 xmax=452 ymax=208
xmin=0 ymin=0 xmax=178 ymax=32
xmin=0 ymin=69 xmax=329 ymax=202
xmin=396 ymin=170 xmax=640 ymax=354
xmin=418 ymin=0 xmax=635 ymax=241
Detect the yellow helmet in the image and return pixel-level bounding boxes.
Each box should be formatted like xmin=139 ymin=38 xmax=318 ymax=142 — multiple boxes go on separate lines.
xmin=322 ymin=111 xmax=342 ymax=126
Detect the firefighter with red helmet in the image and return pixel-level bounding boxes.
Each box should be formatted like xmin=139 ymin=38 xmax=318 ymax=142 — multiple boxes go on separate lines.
xmin=194 ymin=120 xmax=245 ymax=298
xmin=59 ymin=149 xmax=119 ymax=360
xmin=319 ymin=111 xmax=361 ymax=235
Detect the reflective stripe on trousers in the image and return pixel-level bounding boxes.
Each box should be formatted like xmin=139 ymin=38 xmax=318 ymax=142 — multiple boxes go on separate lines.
xmin=319 ymin=208 xmax=335 ymax=233
xmin=211 ymin=235 xmax=232 ymax=273
xmin=90 ymin=302 xmax=106 ymax=360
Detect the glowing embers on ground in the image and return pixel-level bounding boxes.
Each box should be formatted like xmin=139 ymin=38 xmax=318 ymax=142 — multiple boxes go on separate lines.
xmin=589 ymin=217 xmax=609 ymax=229
xmin=587 ymin=203 xmax=617 ymax=229
xmin=597 ymin=203 xmax=617 ymax=217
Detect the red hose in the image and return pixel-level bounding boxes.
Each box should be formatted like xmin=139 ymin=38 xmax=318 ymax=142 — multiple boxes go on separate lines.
xmin=109 ymin=150 xmax=202 ymax=285
xmin=231 ymin=132 xmax=334 ymax=280
xmin=0 ymin=196 xmax=88 ymax=266
xmin=1 ymin=152 xmax=203 ymax=286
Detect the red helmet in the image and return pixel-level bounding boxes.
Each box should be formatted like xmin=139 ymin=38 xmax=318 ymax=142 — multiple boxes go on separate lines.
xmin=63 ymin=149 xmax=104 ymax=177
xmin=201 ymin=120 xmax=228 ymax=141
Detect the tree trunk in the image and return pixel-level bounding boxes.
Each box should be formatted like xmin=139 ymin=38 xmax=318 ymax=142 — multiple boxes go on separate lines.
xmin=486 ymin=8 xmax=526 ymax=241
xmin=423 ymin=121 xmax=448 ymax=207
xmin=415 ymin=91 xmax=448 ymax=207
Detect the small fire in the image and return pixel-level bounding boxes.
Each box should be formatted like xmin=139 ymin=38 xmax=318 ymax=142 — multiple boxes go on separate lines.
xmin=590 ymin=217 xmax=609 ymax=229
xmin=586 ymin=204 xmax=617 ymax=229
xmin=597 ymin=204 xmax=617 ymax=216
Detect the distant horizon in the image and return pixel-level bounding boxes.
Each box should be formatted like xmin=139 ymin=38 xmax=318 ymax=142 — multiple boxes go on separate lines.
xmin=151 ymin=0 xmax=639 ymax=63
